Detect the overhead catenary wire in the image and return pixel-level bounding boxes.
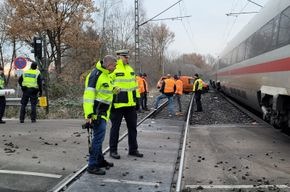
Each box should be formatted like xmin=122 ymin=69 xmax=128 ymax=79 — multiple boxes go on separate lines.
xmin=179 ymin=0 xmax=198 ymax=53
xmin=139 ymin=0 xmax=182 ymax=26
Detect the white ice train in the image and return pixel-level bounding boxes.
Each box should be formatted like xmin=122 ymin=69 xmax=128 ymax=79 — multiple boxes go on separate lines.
xmin=212 ymin=0 xmax=290 ymax=129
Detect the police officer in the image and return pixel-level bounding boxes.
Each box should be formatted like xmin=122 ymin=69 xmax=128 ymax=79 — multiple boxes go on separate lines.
xmin=109 ymin=49 xmax=143 ymax=159
xmin=83 ymin=55 xmax=117 ymax=175
xmin=0 ymin=66 xmax=6 ymax=124
xmin=193 ymin=73 xmax=203 ymax=112
xmin=18 ymin=62 xmax=42 ymax=123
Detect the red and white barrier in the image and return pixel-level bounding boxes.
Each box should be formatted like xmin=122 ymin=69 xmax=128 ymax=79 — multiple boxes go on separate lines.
xmin=0 ymin=89 xmax=15 ymax=96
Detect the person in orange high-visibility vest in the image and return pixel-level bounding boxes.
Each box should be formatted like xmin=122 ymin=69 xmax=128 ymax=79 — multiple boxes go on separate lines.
xmin=141 ymin=73 xmax=149 ymax=111
xmin=154 ymin=74 xmax=176 ymax=116
xmin=136 ymin=73 xmax=144 ymax=113
xmin=174 ymin=75 xmax=183 ymax=115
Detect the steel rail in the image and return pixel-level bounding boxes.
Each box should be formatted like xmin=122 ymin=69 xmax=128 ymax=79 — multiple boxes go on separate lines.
xmin=175 ymin=93 xmax=195 ymax=192
xmin=218 ymin=91 xmax=269 ymax=126
xmin=50 ymin=101 xmax=168 ymax=192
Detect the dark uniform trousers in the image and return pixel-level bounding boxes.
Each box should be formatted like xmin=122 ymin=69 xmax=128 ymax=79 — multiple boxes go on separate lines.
xmin=20 ymin=88 xmax=38 ymax=121
xmin=141 ymin=92 xmax=148 ymax=109
xmin=109 ymin=106 xmax=138 ymax=153
xmin=0 ymin=96 xmax=5 ymax=120
xmin=194 ymin=90 xmax=203 ymax=112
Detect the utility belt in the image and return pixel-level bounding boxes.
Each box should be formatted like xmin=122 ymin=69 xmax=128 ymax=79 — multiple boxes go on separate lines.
xmin=94 ymin=100 xmax=109 ymax=115
xmin=113 ymin=90 xmax=137 ymax=103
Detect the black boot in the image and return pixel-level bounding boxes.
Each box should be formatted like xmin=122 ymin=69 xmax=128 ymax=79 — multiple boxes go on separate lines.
xmin=100 ymin=160 xmax=114 ymax=169
xmin=87 ymin=167 xmax=106 ymax=175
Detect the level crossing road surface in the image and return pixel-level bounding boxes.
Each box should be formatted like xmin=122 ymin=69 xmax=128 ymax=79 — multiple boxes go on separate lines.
xmin=0 ymin=119 xmax=88 ymax=192
xmin=65 ymin=118 xmax=183 ymax=192
xmin=183 ymin=123 xmax=290 ymax=192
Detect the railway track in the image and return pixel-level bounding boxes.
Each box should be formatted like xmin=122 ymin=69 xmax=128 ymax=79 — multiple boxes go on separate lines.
xmin=2 ymin=91 xmax=290 ymax=192
xmin=50 ymin=97 xmax=189 ymax=192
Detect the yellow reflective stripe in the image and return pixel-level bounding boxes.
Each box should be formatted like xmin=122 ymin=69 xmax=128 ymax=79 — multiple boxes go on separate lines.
xmin=85 ymin=87 xmax=95 ymax=91
xmin=114 ymin=78 xmax=136 ymax=83
xmin=96 ymin=99 xmax=111 ymax=105
xmin=120 ymin=87 xmax=137 ymax=92
xmin=83 ymin=98 xmax=94 ymax=103
xmin=98 ymin=89 xmax=112 ymax=94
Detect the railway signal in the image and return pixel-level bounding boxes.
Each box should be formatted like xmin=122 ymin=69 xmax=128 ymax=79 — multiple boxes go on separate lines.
xmin=31 ymin=37 xmax=43 ymax=60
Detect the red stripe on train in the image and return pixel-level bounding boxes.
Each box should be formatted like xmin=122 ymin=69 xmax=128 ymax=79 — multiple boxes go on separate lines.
xmin=218 ymin=57 xmax=290 ymax=76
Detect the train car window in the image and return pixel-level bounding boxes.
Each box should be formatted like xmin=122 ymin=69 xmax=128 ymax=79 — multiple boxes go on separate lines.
xmin=237 ymin=42 xmax=246 ymax=63
xmin=219 ymin=58 xmax=227 ymax=69
xmin=244 ymin=36 xmax=253 ymax=60
xmin=271 ymin=15 xmax=280 ymax=49
xmin=231 ymin=48 xmax=238 ymax=65
xmin=225 ymin=53 xmax=231 ymax=66
xmin=259 ymin=19 xmax=275 ymax=54
xmin=249 ymin=32 xmax=260 ymax=58
xmin=277 ymin=6 xmax=290 ymax=47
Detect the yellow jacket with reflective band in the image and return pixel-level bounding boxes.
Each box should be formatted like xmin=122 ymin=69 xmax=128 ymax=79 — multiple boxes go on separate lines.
xmin=83 ymin=61 xmax=114 ymax=121
xmin=193 ymin=78 xmax=203 ymax=92
xmin=175 ymin=79 xmax=183 ymax=95
xmin=22 ymin=69 xmax=40 ymax=88
xmin=110 ymin=59 xmax=140 ymax=108
xmin=0 ymin=75 xmax=4 ymax=89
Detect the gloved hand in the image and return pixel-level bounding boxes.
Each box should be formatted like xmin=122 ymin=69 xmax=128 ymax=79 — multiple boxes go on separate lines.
xmin=113 ymin=87 xmax=121 ymax=94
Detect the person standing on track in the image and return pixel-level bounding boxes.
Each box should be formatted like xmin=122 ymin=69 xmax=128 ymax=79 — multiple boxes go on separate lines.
xmin=193 ymin=73 xmax=203 ymax=112
xmin=109 ymin=49 xmax=143 ymax=159
xmin=154 ymin=74 xmax=176 ymax=116
xmin=18 ymin=62 xmax=42 ymax=123
xmin=0 ymin=66 xmax=6 ymax=124
xmin=136 ymin=73 xmax=144 ymax=113
xmin=174 ymin=75 xmax=183 ymax=115
xmin=141 ymin=73 xmax=149 ymax=111
xmin=83 ymin=55 xmax=117 ymax=175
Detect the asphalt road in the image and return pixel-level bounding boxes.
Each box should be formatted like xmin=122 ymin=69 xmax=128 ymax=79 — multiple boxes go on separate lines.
xmin=183 ymin=123 xmax=290 ymax=192
xmin=0 ymin=119 xmax=88 ymax=192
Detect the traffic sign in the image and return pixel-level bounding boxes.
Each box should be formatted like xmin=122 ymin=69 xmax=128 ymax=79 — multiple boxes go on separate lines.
xmin=14 ymin=57 xmax=27 ymax=69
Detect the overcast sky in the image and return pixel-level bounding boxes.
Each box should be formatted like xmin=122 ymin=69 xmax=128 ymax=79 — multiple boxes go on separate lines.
xmin=132 ymin=0 xmax=269 ymax=56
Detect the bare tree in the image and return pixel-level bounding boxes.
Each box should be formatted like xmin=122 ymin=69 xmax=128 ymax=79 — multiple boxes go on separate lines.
xmin=6 ymin=0 xmax=96 ymax=74
xmin=103 ymin=5 xmax=135 ymax=54
xmin=140 ymin=23 xmax=174 ymax=82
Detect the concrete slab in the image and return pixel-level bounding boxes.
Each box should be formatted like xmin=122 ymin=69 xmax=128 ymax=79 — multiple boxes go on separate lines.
xmin=182 ymin=123 xmax=290 ymax=192
xmin=66 ymin=118 xmax=184 ymax=192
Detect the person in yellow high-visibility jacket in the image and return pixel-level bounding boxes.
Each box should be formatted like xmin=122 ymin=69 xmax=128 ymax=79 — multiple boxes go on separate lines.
xmin=0 ymin=66 xmax=6 ymax=123
xmin=83 ymin=55 xmax=117 ymax=175
xmin=193 ymin=73 xmax=203 ymax=112
xmin=109 ymin=49 xmax=143 ymax=159
xmin=18 ymin=62 xmax=42 ymax=123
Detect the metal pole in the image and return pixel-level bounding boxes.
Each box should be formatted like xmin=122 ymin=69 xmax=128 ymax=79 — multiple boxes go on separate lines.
xmin=42 ymin=34 xmax=49 ymax=114
xmin=134 ymin=0 xmax=141 ymax=73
